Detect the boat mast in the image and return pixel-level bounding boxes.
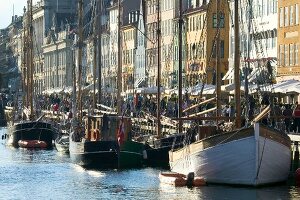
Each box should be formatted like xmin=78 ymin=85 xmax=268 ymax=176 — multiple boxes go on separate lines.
xmin=178 ymin=0 xmax=183 ymax=134
xmin=234 ymin=0 xmax=241 ymax=128
xmin=22 ymin=6 xmax=27 ymax=109
xmin=77 ymin=0 xmax=83 ymax=123
xmin=97 ymin=0 xmax=102 ymax=105
xmin=156 ymin=0 xmax=161 ymax=138
xmin=244 ymin=1 xmax=252 ymax=123
xmin=117 ymin=0 xmax=122 ymax=115
xmin=28 ymin=0 xmax=34 ymax=119
xmin=93 ymin=0 xmax=98 ymax=111
xmin=216 ymin=0 xmax=221 ymax=122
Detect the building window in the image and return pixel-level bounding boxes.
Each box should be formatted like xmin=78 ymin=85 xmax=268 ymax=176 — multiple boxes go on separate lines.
xmin=279 ymin=7 xmax=284 ymax=27
xmin=296 ymin=4 xmax=299 ymax=25
xmin=285 ymin=44 xmax=289 ymax=66
xmin=285 ymin=7 xmax=289 ymax=26
xmin=279 ymin=45 xmax=284 ymax=66
xmin=295 ymin=44 xmax=299 ymax=65
xmin=290 ymin=44 xmax=294 ymax=66
xmin=290 ymin=5 xmax=294 ymax=26
xmin=220 ymin=40 xmax=224 ymax=58
xmin=213 ymin=13 xmax=225 ymax=28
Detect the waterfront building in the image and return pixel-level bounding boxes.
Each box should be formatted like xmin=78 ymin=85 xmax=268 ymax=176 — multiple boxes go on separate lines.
xmin=108 ymin=0 xmax=140 ymax=94
xmin=121 ymin=12 xmax=138 ymax=94
xmin=107 ymin=1 xmax=119 ymax=93
xmin=30 ymin=0 xmax=77 ymax=94
xmin=160 ymin=0 xmax=176 ymax=89
xmin=134 ymin=1 xmax=147 ymax=89
xmin=277 ymin=0 xmax=300 ymax=82
xmin=0 ymin=15 xmax=23 ymax=92
xmin=5 ymin=16 xmax=23 ymax=92
xmin=227 ymin=0 xmax=278 ymax=86
xmin=145 ymin=0 xmax=158 ymax=87
xmin=185 ymin=0 xmax=229 ymax=87
xmin=101 ymin=28 xmax=111 ymax=93
xmin=42 ymin=28 xmax=74 ymax=92
xmin=0 ymin=28 xmax=12 ymax=90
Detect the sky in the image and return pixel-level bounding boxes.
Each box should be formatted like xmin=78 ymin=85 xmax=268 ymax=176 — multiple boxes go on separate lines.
xmin=0 ymin=0 xmax=38 ymax=29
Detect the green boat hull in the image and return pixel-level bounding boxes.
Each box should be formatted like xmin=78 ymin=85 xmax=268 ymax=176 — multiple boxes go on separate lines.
xmin=119 ymin=140 xmax=145 ymax=168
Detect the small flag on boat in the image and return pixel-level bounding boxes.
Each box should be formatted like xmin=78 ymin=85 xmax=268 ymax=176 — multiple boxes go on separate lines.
xmin=117 ymin=119 xmax=125 ymax=146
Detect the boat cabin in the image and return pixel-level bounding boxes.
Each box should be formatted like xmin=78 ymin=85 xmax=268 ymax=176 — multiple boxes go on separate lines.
xmin=83 ymin=114 xmax=132 ymax=142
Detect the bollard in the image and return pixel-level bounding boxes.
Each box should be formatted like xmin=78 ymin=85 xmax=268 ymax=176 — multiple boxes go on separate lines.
xmin=186 ymin=172 xmax=195 ymax=187
xmin=294 ymin=142 xmax=299 ymax=172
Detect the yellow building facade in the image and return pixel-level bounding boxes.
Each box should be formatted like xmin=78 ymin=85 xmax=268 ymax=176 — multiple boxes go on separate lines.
xmin=277 ymin=1 xmax=300 ymax=81
xmin=122 ymin=24 xmax=137 ymax=93
xmin=185 ymin=1 xmax=229 ymax=86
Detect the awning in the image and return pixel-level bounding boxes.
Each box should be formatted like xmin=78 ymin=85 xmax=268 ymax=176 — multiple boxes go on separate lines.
xmin=134 ymin=77 xmax=146 ymax=88
xmin=136 ymin=86 xmax=164 ymax=94
xmin=164 ymin=88 xmax=190 ymax=95
xmin=190 ymin=83 xmax=216 ymax=95
xmin=273 ymin=79 xmax=300 ymax=93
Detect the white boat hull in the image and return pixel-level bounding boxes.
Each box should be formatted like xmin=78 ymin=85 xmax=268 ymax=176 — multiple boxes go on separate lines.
xmin=169 ymin=124 xmax=291 ymax=186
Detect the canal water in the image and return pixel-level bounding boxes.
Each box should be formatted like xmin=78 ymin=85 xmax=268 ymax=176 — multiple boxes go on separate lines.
xmin=1 ymin=128 xmax=300 ymax=200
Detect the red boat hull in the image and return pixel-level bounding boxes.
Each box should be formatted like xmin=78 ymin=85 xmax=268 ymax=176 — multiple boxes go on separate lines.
xmin=18 ymin=140 xmax=48 ymax=149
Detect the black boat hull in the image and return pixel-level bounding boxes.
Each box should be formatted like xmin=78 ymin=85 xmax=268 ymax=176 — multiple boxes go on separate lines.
xmin=7 ymin=121 xmax=56 ymax=148
xmin=145 ymin=134 xmax=185 ymax=168
xmin=144 ymin=145 xmax=171 ymax=168
xmin=69 ymin=140 xmax=119 ymax=169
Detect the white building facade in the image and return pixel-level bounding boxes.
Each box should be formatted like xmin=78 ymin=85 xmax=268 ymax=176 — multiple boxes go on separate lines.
xmin=228 ymin=0 xmax=278 ymax=85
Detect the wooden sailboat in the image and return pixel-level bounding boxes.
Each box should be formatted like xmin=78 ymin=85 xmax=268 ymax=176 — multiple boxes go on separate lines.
xmin=7 ymin=0 xmax=57 ymax=149
xmin=69 ymin=0 xmax=145 ymax=169
xmin=168 ymin=0 xmax=291 ymax=186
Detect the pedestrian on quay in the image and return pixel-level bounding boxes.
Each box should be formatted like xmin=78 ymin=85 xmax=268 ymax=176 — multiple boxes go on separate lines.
xmin=293 ymin=102 xmax=300 ymax=133
xmin=283 ymin=104 xmax=293 ymax=133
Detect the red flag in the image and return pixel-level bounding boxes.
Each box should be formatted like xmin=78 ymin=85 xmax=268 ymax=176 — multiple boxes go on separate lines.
xmin=117 ymin=120 xmax=125 ymax=146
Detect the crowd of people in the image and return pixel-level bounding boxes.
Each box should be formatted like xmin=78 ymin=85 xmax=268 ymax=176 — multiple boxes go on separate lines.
xmin=7 ymin=90 xmax=300 ymax=134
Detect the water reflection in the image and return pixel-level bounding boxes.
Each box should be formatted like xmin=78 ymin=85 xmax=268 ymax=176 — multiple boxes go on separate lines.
xmin=0 ymin=126 xmax=300 ymax=199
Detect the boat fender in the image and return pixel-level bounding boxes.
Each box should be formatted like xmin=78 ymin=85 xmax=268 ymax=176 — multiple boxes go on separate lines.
xmin=295 ymin=168 xmax=300 ymax=186
xmin=186 ymin=172 xmax=195 ymax=187
xmin=143 ymin=150 xmax=147 ymax=159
